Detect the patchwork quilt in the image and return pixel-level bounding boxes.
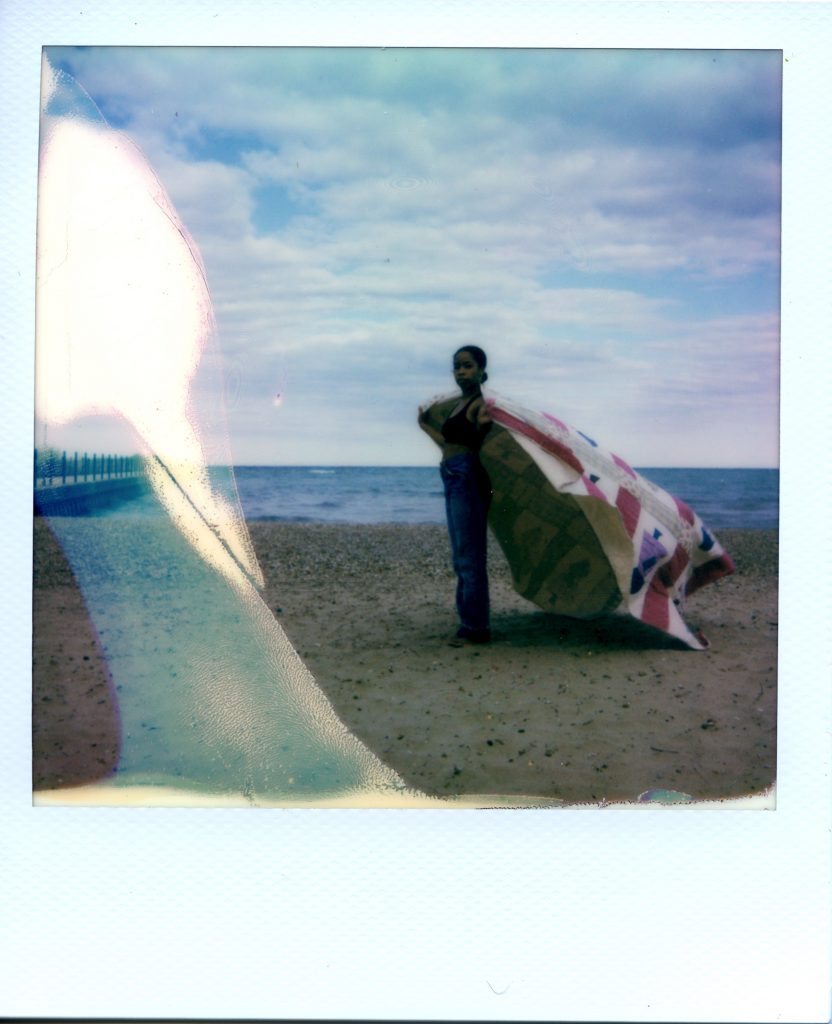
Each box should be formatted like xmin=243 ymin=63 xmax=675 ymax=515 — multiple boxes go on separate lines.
xmin=476 ymin=393 xmax=735 ymax=649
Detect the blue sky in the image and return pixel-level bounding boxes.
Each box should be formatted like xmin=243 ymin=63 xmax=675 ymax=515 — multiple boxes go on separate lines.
xmin=42 ymin=46 xmax=781 ymax=467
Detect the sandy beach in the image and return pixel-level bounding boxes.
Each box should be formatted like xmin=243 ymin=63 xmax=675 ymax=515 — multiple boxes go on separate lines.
xmin=32 ymin=518 xmax=777 ymax=804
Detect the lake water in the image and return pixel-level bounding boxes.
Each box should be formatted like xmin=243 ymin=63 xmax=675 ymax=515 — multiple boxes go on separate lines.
xmin=105 ymin=465 xmax=777 ymax=530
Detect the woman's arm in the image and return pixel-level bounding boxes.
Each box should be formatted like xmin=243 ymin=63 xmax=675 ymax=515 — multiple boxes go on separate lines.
xmin=418 ymin=407 xmax=445 ymax=448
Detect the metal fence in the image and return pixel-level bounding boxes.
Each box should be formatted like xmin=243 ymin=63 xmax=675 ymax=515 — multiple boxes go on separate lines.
xmin=34 ymin=449 xmax=145 ymax=489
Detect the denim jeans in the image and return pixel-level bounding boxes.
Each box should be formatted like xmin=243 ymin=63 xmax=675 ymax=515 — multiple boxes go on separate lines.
xmin=440 ymin=452 xmax=491 ymax=634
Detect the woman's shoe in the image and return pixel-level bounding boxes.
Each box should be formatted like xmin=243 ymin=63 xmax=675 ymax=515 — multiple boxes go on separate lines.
xmin=452 ymin=627 xmax=491 ymax=645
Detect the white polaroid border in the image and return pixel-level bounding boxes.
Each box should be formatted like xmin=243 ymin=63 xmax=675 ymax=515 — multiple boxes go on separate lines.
xmin=2 ymin=2 xmax=830 ymax=1022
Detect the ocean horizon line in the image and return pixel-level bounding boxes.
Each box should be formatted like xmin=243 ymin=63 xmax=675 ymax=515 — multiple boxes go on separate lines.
xmin=227 ymin=463 xmax=780 ymax=472
xmin=77 ymin=463 xmax=778 ymax=530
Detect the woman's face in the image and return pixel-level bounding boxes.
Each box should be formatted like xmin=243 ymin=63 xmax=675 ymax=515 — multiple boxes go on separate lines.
xmin=453 ymin=350 xmax=484 ymax=392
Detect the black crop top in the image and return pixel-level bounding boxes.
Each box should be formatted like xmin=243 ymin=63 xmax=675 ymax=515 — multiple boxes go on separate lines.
xmin=441 ymin=398 xmax=490 ymax=451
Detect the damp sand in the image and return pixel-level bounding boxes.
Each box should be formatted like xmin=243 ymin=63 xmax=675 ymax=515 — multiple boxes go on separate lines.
xmin=33 ymin=519 xmax=777 ymax=804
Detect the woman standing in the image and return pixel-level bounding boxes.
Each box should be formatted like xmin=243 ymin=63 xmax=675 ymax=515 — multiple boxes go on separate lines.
xmin=419 ymin=346 xmax=493 ymax=645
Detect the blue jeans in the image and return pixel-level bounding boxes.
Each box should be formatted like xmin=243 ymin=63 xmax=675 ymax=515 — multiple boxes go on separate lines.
xmin=440 ymin=452 xmax=491 ymax=634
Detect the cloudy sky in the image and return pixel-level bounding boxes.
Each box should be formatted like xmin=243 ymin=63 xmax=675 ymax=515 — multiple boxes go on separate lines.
xmin=42 ymin=46 xmax=781 ymax=468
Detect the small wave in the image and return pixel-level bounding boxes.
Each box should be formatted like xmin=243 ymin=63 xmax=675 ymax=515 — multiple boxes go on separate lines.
xmin=248 ymin=514 xmax=314 ymax=523
xmin=309 ymin=469 xmax=336 ymax=475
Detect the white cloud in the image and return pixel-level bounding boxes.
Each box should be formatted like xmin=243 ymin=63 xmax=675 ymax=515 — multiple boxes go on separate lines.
xmin=43 ymin=45 xmax=781 ymax=467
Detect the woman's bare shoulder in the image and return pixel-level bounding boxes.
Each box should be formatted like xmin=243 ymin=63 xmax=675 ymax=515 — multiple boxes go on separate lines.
xmin=427 ymin=396 xmax=458 ymax=416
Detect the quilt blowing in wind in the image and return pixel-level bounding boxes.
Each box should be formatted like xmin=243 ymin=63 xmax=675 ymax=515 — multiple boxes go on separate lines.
xmin=476 ymin=394 xmax=735 ymax=650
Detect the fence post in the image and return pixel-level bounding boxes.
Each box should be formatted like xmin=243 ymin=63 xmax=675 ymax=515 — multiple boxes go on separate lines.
xmin=61 ymin=451 xmax=67 ymax=485
xmin=74 ymin=452 xmax=78 ymax=482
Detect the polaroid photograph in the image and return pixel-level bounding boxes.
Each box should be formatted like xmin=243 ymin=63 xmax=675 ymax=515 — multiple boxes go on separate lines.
xmin=4 ymin=3 xmax=830 ymax=1022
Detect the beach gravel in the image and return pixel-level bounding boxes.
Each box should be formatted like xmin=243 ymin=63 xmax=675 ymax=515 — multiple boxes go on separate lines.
xmin=33 ymin=519 xmax=777 ymax=804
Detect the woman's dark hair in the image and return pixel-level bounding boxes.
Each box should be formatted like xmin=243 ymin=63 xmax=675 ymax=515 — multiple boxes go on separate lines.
xmin=454 ymin=345 xmax=489 ymax=383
